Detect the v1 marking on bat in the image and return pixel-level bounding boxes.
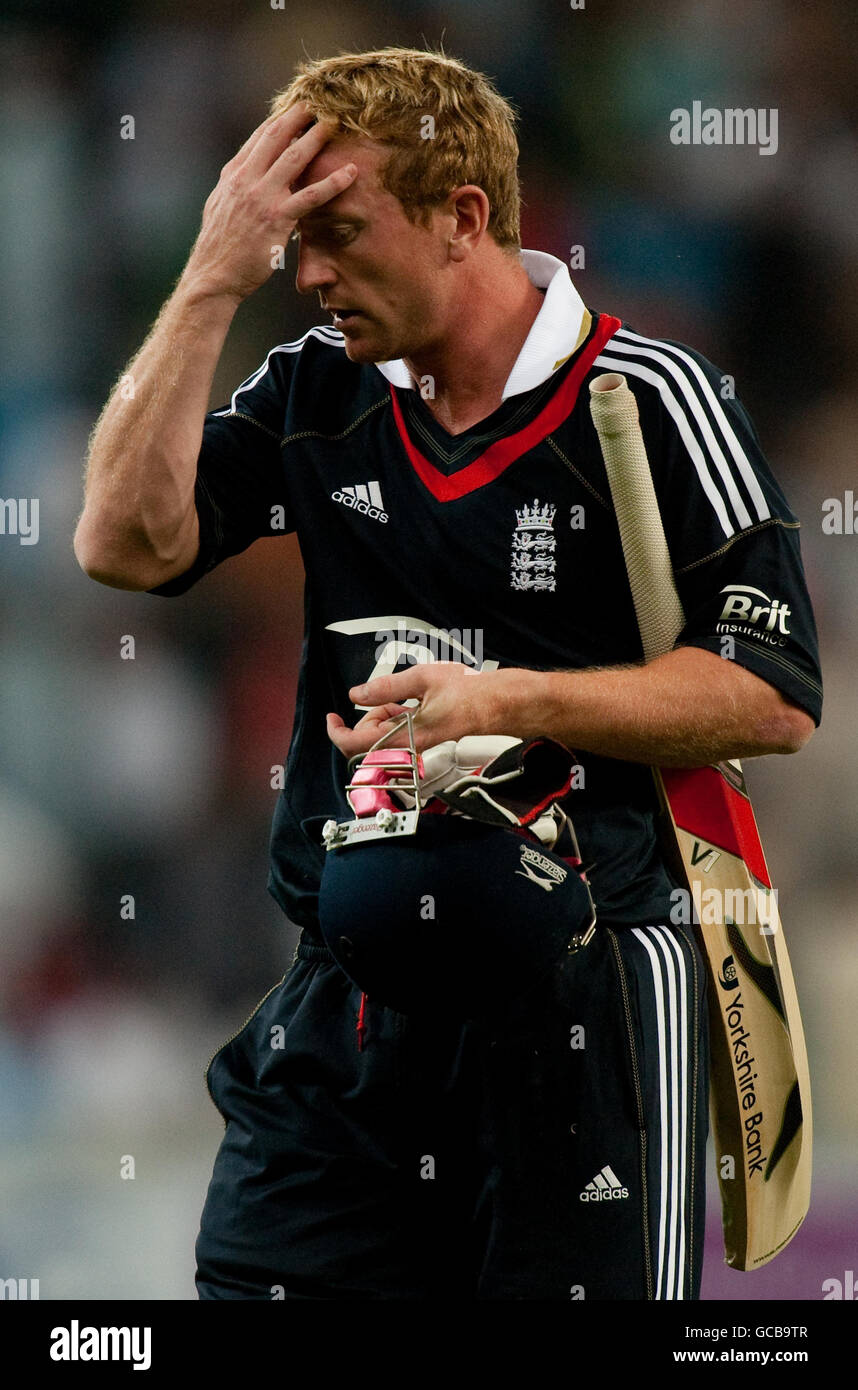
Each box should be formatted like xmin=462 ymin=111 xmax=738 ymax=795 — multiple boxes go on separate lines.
xmin=691 ymin=840 xmax=721 ymax=873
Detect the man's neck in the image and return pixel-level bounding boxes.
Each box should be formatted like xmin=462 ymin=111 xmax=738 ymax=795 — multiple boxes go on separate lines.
xmin=402 ymin=256 xmax=545 ymax=436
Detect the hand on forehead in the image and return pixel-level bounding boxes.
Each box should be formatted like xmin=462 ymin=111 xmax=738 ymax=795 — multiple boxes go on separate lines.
xmin=290 ymin=122 xmax=375 ymax=181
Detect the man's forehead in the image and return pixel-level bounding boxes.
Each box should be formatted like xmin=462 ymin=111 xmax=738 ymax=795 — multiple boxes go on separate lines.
xmin=293 ymin=131 xmax=387 ymax=192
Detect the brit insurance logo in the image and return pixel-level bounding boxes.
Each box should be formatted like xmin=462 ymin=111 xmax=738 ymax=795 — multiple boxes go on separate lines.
xmin=510 ymin=498 xmax=556 ymax=592
xmin=332 ymin=480 xmax=388 ymax=524
xmin=715 ymin=584 xmax=791 ymax=648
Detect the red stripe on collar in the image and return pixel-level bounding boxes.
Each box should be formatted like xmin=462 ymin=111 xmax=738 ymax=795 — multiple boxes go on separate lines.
xmin=389 ymin=313 xmax=621 ymax=503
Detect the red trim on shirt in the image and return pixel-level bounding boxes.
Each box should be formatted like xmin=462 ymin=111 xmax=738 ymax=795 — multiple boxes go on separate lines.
xmin=389 ymin=313 xmax=622 ymax=502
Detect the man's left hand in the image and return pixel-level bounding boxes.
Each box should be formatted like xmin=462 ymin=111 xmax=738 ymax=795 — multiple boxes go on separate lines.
xmin=325 ymin=663 xmax=526 ymax=757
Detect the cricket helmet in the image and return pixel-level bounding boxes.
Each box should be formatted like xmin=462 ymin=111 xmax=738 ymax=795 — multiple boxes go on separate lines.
xmin=317 ymin=715 xmax=596 ymax=1020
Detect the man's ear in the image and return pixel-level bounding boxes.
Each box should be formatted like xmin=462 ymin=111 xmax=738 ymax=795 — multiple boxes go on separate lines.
xmin=445 ymin=185 xmax=491 ymax=261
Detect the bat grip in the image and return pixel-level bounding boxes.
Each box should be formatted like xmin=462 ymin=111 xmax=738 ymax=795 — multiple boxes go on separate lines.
xmin=589 ymin=373 xmax=644 ymax=440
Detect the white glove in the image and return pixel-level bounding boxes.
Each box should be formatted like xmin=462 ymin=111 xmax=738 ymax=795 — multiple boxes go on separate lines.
xmin=387 ymin=735 xmax=577 ymax=849
xmin=394 ymin=735 xmax=520 ymax=805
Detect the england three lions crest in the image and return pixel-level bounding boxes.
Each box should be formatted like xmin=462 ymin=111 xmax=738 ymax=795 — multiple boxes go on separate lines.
xmin=510 ymin=499 xmax=557 ymax=592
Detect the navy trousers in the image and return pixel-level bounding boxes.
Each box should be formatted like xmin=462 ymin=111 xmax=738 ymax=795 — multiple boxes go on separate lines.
xmin=195 ymin=915 xmax=709 ymax=1300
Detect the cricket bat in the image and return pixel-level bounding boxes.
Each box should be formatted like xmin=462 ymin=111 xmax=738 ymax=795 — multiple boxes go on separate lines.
xmin=589 ymin=371 xmax=812 ymax=1270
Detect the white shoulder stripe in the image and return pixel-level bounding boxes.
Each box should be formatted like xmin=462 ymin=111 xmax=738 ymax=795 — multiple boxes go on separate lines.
xmin=595 ymin=352 xmax=735 ymax=537
xmin=608 ymin=334 xmax=753 ymax=530
xmin=217 ymin=325 xmax=345 ymax=414
xmin=616 ymin=328 xmax=770 ymax=525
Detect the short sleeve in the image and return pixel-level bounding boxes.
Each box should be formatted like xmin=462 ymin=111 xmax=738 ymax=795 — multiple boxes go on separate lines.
xmin=620 ymin=332 xmax=823 ymax=724
xmin=148 ymin=348 xmax=294 ymax=597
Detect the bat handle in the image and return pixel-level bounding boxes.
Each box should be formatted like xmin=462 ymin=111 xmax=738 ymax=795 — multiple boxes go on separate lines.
xmin=590 ymin=372 xmax=626 ymax=393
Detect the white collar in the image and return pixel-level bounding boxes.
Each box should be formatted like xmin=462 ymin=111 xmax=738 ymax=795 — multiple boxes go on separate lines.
xmin=374 ymin=249 xmax=589 ymax=400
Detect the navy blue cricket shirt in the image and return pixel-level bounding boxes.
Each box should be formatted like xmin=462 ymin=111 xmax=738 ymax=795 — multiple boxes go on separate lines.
xmin=150 ymin=251 xmax=822 ymax=930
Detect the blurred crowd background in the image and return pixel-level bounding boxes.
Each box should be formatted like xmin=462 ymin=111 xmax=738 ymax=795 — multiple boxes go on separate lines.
xmin=0 ymin=0 xmax=855 ymax=1300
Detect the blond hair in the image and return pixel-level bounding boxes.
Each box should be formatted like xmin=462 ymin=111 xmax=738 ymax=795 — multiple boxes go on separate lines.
xmin=271 ymin=46 xmax=521 ymax=250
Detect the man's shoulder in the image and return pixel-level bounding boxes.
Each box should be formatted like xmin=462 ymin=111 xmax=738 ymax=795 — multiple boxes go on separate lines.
xmin=265 ymin=322 xmax=351 ymax=362
xmin=593 ymin=316 xmax=725 ymax=388
xmin=590 ymin=315 xmax=737 ymax=431
xmin=216 ymin=323 xmax=389 ymax=437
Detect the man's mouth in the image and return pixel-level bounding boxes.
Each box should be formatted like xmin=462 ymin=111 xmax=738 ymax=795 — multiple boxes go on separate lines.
xmin=330 ymin=309 xmax=362 ymax=327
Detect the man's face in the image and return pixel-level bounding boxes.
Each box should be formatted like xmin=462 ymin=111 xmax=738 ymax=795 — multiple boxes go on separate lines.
xmin=292 ymin=135 xmax=453 ymax=365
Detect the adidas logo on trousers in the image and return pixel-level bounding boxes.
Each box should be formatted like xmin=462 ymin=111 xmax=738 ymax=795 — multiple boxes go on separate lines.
xmin=579 ymin=1165 xmax=630 ymax=1201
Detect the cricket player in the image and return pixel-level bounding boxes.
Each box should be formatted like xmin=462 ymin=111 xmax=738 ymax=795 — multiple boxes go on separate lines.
xmin=74 ymin=47 xmax=821 ymax=1300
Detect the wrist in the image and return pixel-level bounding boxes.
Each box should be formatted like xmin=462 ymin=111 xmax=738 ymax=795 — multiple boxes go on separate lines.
xmin=495 ymin=667 xmax=569 ymax=741
xmin=174 ymin=267 xmax=245 ymax=317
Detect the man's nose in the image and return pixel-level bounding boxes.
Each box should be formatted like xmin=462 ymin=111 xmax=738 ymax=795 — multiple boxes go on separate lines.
xmin=294 ymin=242 xmax=336 ymax=296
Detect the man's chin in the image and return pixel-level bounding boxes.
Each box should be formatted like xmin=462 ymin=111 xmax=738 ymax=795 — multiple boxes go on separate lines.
xmin=341 ymin=332 xmax=394 ymax=365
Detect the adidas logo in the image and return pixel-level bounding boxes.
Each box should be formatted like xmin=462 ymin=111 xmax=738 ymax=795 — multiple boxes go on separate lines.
xmin=332 ymin=481 xmax=388 ymax=524
xmin=579 ymin=1165 xmax=629 ymax=1202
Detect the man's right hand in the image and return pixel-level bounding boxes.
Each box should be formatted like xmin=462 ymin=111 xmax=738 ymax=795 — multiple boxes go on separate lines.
xmin=181 ymin=100 xmax=358 ymax=303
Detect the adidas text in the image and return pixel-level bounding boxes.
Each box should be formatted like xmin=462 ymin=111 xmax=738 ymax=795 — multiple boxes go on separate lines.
xmin=580 ymin=1165 xmax=629 ymax=1201
xmin=332 ymin=482 xmax=388 ymax=524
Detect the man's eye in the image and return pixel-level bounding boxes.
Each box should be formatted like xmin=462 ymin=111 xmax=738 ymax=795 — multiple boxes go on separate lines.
xmin=292 ymin=224 xmax=360 ymax=248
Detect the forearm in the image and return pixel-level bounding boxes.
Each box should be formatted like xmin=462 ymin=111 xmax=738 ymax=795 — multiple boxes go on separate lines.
xmin=75 ymin=104 xmax=359 ymax=592
xmin=74 ymin=277 xmax=239 ymax=590
xmin=507 ymin=647 xmax=812 ymax=766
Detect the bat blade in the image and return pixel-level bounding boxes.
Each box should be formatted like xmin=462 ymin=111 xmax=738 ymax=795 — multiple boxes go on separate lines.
xmin=657 ymin=760 xmax=812 ymax=1270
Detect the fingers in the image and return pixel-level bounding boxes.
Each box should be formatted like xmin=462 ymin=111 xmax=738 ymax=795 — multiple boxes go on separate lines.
xmin=285 ymin=160 xmax=358 ymax=217
xmin=326 ymin=704 xmax=412 ymax=757
xmin=253 ymin=116 xmax=332 ymax=186
xmin=224 ymin=101 xmax=315 ymax=176
xmin=222 ymin=105 xmax=357 ymax=231
xmin=350 ymin=670 xmax=430 ymax=707
xmin=244 ymin=104 xmax=336 ymax=185
xmin=360 ymin=702 xmax=411 ymax=722
xmin=326 ymin=711 xmax=387 ymax=756
xmin=223 ymin=103 xmax=328 ymax=190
